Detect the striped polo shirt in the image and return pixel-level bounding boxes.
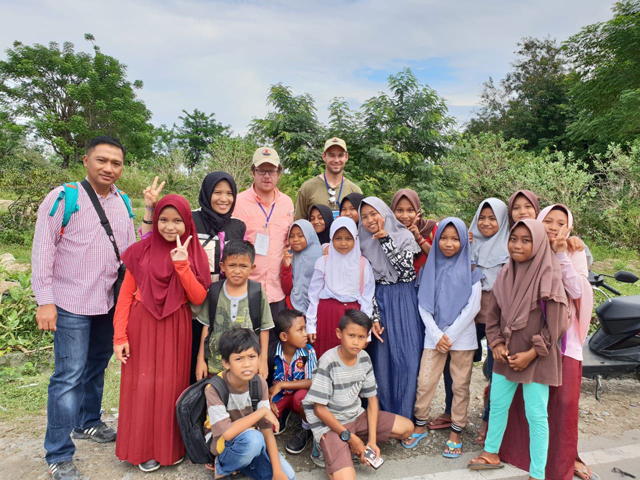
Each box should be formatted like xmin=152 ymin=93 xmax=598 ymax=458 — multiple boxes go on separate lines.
xmin=302 ymin=347 xmax=377 ymax=443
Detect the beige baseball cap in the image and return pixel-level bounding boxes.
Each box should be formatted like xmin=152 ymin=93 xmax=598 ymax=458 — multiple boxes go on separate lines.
xmin=252 ymin=147 xmax=281 ymax=168
xmin=323 ymin=137 xmax=348 ymax=153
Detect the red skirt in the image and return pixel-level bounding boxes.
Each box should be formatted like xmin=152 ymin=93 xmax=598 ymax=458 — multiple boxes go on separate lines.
xmin=314 ymin=298 xmax=360 ymax=358
xmin=116 ymin=300 xmax=192 ymax=466
xmin=499 ymin=356 xmax=581 ymax=480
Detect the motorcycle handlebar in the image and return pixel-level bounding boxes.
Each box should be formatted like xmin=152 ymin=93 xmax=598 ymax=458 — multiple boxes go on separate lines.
xmin=601 ymin=283 xmax=622 ymax=296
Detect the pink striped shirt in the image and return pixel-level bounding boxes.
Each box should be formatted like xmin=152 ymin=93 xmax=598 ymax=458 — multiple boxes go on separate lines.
xmin=31 ymin=181 xmax=136 ymax=315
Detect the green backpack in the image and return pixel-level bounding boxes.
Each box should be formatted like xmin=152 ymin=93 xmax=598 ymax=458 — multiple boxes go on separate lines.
xmin=48 ymin=182 xmax=134 ymax=235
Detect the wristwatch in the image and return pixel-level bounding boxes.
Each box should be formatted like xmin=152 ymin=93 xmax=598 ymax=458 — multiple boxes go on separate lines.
xmin=340 ymin=430 xmax=351 ymax=442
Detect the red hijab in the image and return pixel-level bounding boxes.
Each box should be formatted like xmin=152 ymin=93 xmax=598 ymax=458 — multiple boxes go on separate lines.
xmin=122 ymin=194 xmax=211 ymax=320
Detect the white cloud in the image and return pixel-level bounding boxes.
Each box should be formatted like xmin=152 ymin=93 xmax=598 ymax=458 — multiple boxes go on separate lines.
xmin=0 ymin=0 xmax=614 ymax=134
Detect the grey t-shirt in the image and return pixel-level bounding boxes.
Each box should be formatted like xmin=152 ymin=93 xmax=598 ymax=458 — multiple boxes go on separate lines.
xmin=302 ymin=346 xmax=377 ymax=443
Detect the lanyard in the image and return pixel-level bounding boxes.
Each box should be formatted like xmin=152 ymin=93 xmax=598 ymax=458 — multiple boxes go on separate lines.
xmin=257 ymin=201 xmax=276 ymax=228
xmin=324 ymin=174 xmax=344 ymax=205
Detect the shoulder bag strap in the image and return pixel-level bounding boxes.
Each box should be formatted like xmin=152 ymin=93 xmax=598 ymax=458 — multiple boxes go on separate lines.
xmin=80 ymin=179 xmax=121 ymax=262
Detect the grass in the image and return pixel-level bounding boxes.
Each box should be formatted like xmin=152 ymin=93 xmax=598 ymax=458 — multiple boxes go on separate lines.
xmin=0 ymin=357 xmax=122 ymax=421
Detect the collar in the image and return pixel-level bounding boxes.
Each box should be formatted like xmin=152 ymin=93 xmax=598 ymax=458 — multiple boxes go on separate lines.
xmin=250 ymin=184 xmax=281 ymax=207
xmin=275 ymin=341 xmax=309 ymax=364
xmin=83 ymin=177 xmax=119 ymax=198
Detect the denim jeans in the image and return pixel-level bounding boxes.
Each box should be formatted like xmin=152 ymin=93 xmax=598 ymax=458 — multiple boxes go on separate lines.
xmin=44 ymin=307 xmax=114 ymax=464
xmin=216 ymin=429 xmax=295 ymax=480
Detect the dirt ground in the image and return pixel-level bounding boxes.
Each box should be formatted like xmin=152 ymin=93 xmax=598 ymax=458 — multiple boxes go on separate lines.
xmin=1 ymin=363 xmax=638 ymax=480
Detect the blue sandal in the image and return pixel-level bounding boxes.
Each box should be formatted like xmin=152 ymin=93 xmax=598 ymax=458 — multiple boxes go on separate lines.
xmin=442 ymin=440 xmax=462 ymax=458
xmin=401 ymin=431 xmax=428 ymax=449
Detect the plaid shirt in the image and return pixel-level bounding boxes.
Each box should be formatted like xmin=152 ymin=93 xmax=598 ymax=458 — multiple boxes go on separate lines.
xmin=31 ymin=180 xmax=136 ymax=315
xmin=271 ymin=342 xmax=317 ymax=403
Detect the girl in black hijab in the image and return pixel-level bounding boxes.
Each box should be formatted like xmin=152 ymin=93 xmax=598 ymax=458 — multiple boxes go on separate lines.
xmin=190 ymin=171 xmax=246 ymax=383
xmin=309 ymin=204 xmax=335 ymax=244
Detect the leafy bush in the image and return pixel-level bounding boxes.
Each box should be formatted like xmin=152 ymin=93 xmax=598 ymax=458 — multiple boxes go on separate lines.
xmin=0 ymin=268 xmax=51 ymax=355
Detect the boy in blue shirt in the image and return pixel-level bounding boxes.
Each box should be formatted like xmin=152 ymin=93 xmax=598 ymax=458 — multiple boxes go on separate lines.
xmin=269 ymin=309 xmax=317 ymax=455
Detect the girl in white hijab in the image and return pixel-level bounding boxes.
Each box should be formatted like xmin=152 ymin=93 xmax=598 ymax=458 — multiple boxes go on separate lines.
xmin=305 ymin=217 xmax=375 ymax=358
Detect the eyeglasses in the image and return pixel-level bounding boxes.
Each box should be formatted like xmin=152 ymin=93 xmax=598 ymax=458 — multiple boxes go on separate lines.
xmin=255 ymin=168 xmax=280 ymax=177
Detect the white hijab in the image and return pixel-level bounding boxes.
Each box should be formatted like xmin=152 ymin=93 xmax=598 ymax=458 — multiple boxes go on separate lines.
xmin=324 ymin=217 xmax=362 ymax=297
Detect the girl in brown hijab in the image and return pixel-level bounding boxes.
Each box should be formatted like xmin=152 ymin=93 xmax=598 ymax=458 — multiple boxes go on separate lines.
xmin=391 ymin=188 xmax=438 ymax=274
xmin=468 ymin=219 xmax=569 ymax=479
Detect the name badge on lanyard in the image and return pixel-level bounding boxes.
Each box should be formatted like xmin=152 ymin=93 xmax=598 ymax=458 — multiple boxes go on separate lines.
xmin=256 ymin=201 xmax=275 ymax=256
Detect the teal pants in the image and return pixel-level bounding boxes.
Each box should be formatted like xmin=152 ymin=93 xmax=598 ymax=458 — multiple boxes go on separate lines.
xmin=485 ymin=373 xmax=549 ymax=480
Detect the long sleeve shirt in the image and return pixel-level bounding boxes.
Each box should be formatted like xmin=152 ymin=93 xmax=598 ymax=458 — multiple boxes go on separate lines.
xmin=113 ymin=260 xmax=207 ymax=344
xmin=232 ymin=185 xmax=294 ymax=303
xmin=557 ymin=250 xmax=591 ymax=361
xmin=305 ymin=257 xmax=376 ymax=334
xmin=420 ymin=282 xmax=482 ymax=350
xmin=31 ymin=181 xmax=136 ymax=315
xmin=485 ymin=291 xmax=569 ymax=386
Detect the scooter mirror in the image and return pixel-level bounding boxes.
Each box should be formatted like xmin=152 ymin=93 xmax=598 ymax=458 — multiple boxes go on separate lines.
xmin=614 ymin=271 xmax=639 ymax=284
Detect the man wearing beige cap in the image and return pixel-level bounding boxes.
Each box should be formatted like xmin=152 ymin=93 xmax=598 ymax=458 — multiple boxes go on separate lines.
xmin=294 ymin=137 xmax=363 ymax=221
xmin=234 ymin=147 xmax=294 ymax=316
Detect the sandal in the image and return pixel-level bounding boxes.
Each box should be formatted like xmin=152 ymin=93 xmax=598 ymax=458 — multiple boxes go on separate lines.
xmin=467 ymin=454 xmax=504 ymax=470
xmin=442 ymin=440 xmax=462 ymax=459
xmin=428 ymin=414 xmax=452 ymax=430
xmin=401 ymin=431 xmax=428 ymax=449
xmin=574 ymin=464 xmax=599 ymax=480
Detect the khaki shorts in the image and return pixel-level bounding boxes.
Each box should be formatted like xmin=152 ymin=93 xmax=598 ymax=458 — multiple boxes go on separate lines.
xmin=320 ymin=410 xmax=396 ymax=474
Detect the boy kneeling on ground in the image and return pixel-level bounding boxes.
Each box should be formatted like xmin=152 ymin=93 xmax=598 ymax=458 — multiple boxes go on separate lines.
xmin=204 ymin=328 xmax=295 ymax=480
xmin=303 ymin=310 xmax=413 ymax=480
xmin=269 ymin=308 xmax=317 ymax=454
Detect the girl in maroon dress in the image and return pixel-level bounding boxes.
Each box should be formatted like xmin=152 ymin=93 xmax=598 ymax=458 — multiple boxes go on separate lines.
xmin=113 ymin=194 xmax=211 ymax=472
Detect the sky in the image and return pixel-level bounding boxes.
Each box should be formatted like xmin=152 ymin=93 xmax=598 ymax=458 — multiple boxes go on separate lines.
xmin=0 ymin=0 xmax=614 ymax=135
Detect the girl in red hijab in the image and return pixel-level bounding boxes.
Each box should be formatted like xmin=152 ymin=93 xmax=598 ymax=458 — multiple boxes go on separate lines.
xmin=113 ymin=194 xmax=211 ymax=472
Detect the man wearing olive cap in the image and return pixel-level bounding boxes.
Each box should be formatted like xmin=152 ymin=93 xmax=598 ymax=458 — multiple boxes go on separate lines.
xmin=294 ymin=138 xmax=362 ymax=221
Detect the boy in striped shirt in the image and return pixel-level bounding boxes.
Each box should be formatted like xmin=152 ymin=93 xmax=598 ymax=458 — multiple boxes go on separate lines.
xmin=204 ymin=328 xmax=295 ymax=480
xmin=303 ymin=310 xmax=413 ymax=479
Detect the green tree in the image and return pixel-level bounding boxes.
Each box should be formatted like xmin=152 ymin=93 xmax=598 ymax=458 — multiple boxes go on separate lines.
xmin=0 ymin=107 xmax=26 ymax=161
xmin=467 ymin=37 xmax=572 ymax=152
xmin=175 ymin=109 xmax=230 ymax=171
xmin=564 ymin=1 xmax=640 ymax=153
xmin=248 ymin=84 xmax=325 ymax=172
xmin=0 ymin=34 xmax=154 ymax=167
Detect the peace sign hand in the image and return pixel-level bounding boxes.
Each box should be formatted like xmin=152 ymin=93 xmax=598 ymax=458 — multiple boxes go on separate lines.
xmin=171 ymin=235 xmax=192 ymax=261
xmin=408 ymin=215 xmax=421 ymax=241
xmin=372 ymin=216 xmax=388 ymax=240
xmin=143 ymin=176 xmax=166 ymax=209
xmin=550 ymin=225 xmax=572 ymax=253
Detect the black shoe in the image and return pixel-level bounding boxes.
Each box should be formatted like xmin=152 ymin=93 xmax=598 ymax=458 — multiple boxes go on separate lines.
xmin=274 ymin=410 xmax=290 ymax=437
xmin=71 ymin=422 xmax=116 ymax=443
xmin=286 ymin=426 xmax=313 ymax=454
xmin=49 ymin=460 xmax=82 ymax=480
xmin=139 ymin=459 xmax=161 ymax=472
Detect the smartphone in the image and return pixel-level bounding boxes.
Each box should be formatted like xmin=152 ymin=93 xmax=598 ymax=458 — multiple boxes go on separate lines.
xmin=363 ymin=446 xmax=384 ymax=469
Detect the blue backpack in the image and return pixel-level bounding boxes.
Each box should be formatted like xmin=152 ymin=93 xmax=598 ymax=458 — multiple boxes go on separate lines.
xmin=48 ymin=182 xmax=134 ymax=235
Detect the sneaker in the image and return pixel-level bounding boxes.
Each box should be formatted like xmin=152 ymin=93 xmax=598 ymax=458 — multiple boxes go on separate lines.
xmin=172 ymin=457 xmax=184 ymax=466
xmin=48 ymin=460 xmax=82 ymax=480
xmin=286 ymin=426 xmax=313 ymax=454
xmin=139 ymin=459 xmax=161 ymax=472
xmin=310 ymin=440 xmax=325 ymax=468
xmin=274 ymin=410 xmax=290 ymax=437
xmin=71 ymin=422 xmax=116 ymax=443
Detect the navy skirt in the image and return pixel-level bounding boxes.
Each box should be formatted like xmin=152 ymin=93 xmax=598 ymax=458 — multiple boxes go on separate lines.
xmin=368 ymin=281 xmax=424 ymax=420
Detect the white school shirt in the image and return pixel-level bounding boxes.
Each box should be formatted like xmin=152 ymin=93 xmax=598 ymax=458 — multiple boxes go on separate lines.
xmin=420 ymin=282 xmax=482 ymax=350
xmin=305 ymin=259 xmax=375 ymax=334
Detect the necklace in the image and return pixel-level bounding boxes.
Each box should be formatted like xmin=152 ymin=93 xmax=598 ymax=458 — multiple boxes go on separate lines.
xmin=323 ymin=174 xmax=344 ymax=206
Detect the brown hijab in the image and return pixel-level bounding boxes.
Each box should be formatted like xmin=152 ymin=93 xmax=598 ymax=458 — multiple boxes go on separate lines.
xmin=508 ymin=190 xmax=541 ymax=228
xmin=391 ymin=188 xmax=437 ymax=239
xmin=493 ymin=219 xmax=567 ymax=344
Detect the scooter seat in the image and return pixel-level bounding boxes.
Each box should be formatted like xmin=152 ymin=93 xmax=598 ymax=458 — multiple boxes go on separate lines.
xmin=596 ymin=294 xmax=640 ymax=336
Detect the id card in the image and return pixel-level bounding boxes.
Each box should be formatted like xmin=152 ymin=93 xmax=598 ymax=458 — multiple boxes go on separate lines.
xmin=255 ymin=233 xmax=270 ymax=256
xmin=332 ymin=209 xmax=340 ymax=220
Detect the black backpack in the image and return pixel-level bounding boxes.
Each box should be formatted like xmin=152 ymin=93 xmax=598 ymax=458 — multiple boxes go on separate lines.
xmin=175 ymin=373 xmax=262 ymax=464
xmin=204 ymin=279 xmax=262 ymax=361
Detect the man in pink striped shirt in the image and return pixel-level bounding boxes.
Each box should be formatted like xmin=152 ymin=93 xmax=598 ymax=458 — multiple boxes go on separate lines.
xmin=31 ymin=136 xmax=136 ymax=480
